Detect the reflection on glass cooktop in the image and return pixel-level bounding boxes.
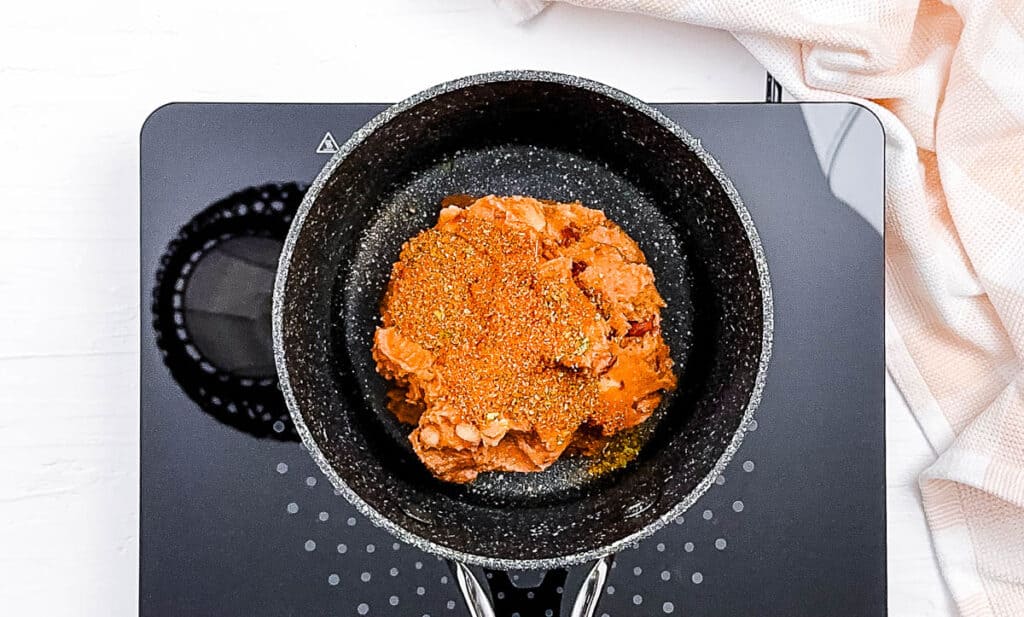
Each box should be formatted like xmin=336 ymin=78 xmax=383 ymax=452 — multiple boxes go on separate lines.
xmin=151 ymin=182 xmax=302 ymax=440
xmin=140 ymin=103 xmax=885 ymax=617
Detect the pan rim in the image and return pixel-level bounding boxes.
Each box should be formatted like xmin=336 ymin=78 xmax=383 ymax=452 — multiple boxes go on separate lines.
xmin=272 ymin=69 xmax=774 ymax=571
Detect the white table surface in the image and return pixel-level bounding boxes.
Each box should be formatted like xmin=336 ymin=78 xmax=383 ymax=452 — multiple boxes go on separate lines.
xmin=0 ymin=1 xmax=955 ymax=615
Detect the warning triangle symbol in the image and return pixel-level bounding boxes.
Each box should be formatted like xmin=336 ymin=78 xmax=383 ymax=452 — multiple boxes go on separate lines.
xmin=316 ymin=131 xmax=340 ymax=154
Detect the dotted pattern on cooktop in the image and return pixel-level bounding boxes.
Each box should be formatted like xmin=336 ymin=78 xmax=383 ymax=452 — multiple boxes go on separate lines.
xmin=270 ymin=420 xmax=760 ymax=616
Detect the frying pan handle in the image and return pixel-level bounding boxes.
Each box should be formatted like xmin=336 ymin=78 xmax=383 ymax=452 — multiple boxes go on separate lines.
xmin=449 ymin=555 xmax=613 ymax=617
xmin=566 ymin=555 xmax=614 ymax=617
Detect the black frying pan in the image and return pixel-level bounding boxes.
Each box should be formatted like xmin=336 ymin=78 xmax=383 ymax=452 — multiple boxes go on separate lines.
xmin=272 ymin=71 xmax=771 ymax=617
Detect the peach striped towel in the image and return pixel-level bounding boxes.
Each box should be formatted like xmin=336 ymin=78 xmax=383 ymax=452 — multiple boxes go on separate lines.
xmin=499 ymin=1 xmax=1024 ymax=615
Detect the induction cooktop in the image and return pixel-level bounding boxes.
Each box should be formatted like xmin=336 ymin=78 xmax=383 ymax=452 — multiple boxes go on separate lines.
xmin=140 ymin=101 xmax=885 ymax=616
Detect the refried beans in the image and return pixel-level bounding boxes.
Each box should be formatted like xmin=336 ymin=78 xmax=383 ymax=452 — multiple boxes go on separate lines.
xmin=372 ymin=195 xmax=676 ymax=483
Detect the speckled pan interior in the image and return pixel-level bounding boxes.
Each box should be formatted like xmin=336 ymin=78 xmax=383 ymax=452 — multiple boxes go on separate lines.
xmin=273 ymin=71 xmax=772 ymax=570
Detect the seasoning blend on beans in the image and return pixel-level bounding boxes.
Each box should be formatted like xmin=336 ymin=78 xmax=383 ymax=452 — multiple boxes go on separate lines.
xmin=373 ymin=195 xmax=676 ymax=483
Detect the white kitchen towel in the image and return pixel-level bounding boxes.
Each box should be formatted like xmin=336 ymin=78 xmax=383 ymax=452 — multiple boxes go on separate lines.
xmin=497 ymin=1 xmax=1024 ymax=616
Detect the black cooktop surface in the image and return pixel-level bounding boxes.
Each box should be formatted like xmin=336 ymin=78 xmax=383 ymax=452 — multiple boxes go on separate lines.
xmin=140 ymin=102 xmax=885 ymax=616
